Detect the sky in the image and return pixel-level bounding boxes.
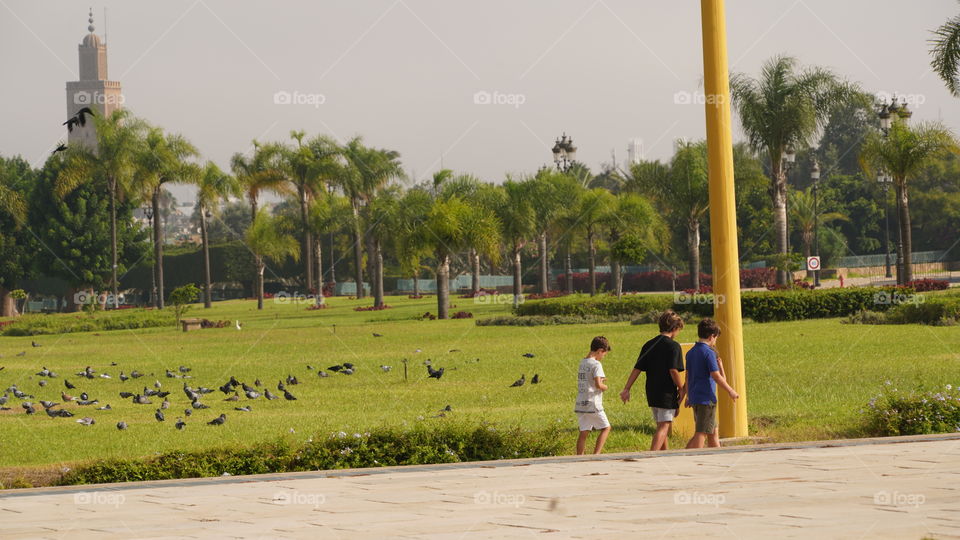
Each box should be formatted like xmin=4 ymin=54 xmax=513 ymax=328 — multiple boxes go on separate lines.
xmin=2 ymin=0 xmax=959 ymax=204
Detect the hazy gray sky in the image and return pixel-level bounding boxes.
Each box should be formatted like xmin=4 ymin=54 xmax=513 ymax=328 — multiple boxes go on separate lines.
xmin=3 ymin=0 xmax=958 ymax=203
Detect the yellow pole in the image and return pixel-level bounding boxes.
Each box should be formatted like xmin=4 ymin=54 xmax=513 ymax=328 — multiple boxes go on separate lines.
xmin=700 ymin=0 xmax=748 ymax=438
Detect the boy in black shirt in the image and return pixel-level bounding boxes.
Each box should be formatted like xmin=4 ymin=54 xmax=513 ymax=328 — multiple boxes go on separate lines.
xmin=619 ymin=310 xmax=685 ymax=451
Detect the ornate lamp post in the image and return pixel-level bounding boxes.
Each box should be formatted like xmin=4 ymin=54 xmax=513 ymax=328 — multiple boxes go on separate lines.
xmin=143 ymin=206 xmax=157 ymax=307
xmin=551 ymin=133 xmax=577 ymax=172
xmin=811 ymin=159 xmax=821 ymax=287
xmin=877 ymin=96 xmax=912 ymax=284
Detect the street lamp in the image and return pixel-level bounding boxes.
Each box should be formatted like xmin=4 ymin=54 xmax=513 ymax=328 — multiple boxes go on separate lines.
xmin=876 ymin=95 xmax=913 ymax=284
xmin=877 ymin=170 xmax=893 ymax=279
xmin=142 ymin=206 xmax=157 ymax=307
xmin=811 ymin=159 xmax=821 ymax=287
xmin=552 ymin=133 xmax=577 ymax=172
xmin=781 ymin=145 xmax=797 ymax=259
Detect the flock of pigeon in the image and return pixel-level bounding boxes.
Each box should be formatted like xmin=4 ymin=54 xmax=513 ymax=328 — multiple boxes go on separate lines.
xmin=0 ymin=334 xmax=543 ymax=432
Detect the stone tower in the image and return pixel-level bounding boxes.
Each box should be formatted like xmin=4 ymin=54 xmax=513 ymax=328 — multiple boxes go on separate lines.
xmin=65 ymin=9 xmax=123 ymax=149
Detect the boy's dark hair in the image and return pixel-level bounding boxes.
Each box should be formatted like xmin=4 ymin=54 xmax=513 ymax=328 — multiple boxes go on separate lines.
xmin=590 ymin=336 xmax=611 ymax=352
xmin=658 ymin=310 xmax=684 ymax=333
xmin=697 ymin=318 xmax=721 ymax=339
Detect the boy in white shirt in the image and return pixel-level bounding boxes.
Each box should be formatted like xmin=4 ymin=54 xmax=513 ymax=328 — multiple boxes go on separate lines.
xmin=575 ymin=336 xmax=612 ymax=455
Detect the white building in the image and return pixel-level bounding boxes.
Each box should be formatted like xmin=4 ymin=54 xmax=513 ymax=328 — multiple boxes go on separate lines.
xmin=65 ymin=9 xmax=123 ymax=150
xmin=625 ymin=138 xmax=643 ymax=169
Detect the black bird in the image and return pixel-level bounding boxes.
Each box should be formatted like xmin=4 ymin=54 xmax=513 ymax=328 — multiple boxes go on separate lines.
xmin=328 ymin=365 xmax=343 ymax=372
xmin=184 ymin=408 xmax=192 ymax=417
xmin=175 ymin=418 xmax=186 ymax=430
xmin=155 ymin=409 xmax=165 ymax=422
xmin=119 ymin=372 xmax=129 ymax=382
xmin=52 ymin=143 xmax=68 ymax=155
xmin=343 ymin=362 xmax=355 ymax=370
xmin=510 ymin=374 xmax=526 ymax=387
xmin=264 ymin=389 xmax=279 ymax=400
xmin=64 ymin=379 xmax=76 ymax=390
xmin=441 ymin=404 xmax=453 ymax=412
xmin=219 ymin=382 xmax=234 ymax=395
xmin=116 ymin=421 xmax=127 ymax=430
xmin=31 ymin=341 xmax=42 ymax=348
xmin=254 ymin=379 xmax=262 ymax=387
xmin=207 ymin=413 xmax=226 ymax=426
xmin=119 ymin=391 xmax=134 ymax=399
xmin=76 ymin=106 xmax=94 ymax=125
xmin=277 ymin=380 xmax=286 ymax=391
xmin=532 ymin=374 xmax=540 ymax=384
xmin=372 ymin=332 xmax=383 ymax=337
xmin=427 ymin=365 xmax=445 ymax=380
xmin=522 ymin=353 xmax=535 ymax=358
xmin=283 ymin=390 xmax=297 ymax=401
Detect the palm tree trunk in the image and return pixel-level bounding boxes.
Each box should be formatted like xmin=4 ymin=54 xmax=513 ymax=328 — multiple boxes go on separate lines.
xmin=413 ymin=269 xmax=420 ymax=298
xmin=688 ymin=219 xmax=701 ymax=291
xmin=512 ymin=246 xmax=522 ymax=309
xmin=250 ymin=197 xmax=258 ymax=299
xmin=299 ymin=188 xmax=313 ymax=298
xmin=538 ymin=232 xmax=549 ymax=294
xmin=471 ymin=249 xmax=480 ymax=295
xmin=328 ymin=232 xmax=336 ymax=285
xmin=0 ymin=287 xmax=17 ymax=317
xmin=366 ymin=234 xmax=378 ymax=306
xmin=897 ymin=182 xmax=913 ymax=283
xmin=314 ymin=236 xmax=325 ymax=305
xmin=588 ymin=230 xmax=597 ymax=296
xmin=612 ymin=260 xmax=622 ymax=299
xmin=257 ymin=260 xmax=265 ymax=310
xmin=200 ymin=206 xmax=212 ymax=308
xmin=437 ymin=254 xmax=450 ymax=319
xmin=772 ymin=160 xmax=790 ymax=285
xmin=565 ymin=249 xmax=573 ymax=294
xmin=374 ymin=237 xmax=384 ymax=307
xmin=152 ymin=188 xmax=165 ymax=309
xmin=352 ymin=201 xmax=364 ymax=298
xmin=109 ymin=177 xmax=119 ymax=309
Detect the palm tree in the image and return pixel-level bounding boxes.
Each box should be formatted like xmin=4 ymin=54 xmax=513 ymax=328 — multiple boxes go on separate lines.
xmin=196 ymin=162 xmax=240 ymax=308
xmin=246 ymin=208 xmax=300 ymax=310
xmin=492 ymin=179 xmax=537 ymax=308
xmin=931 ymin=9 xmax=960 ymax=96
xmin=731 ymin=55 xmax=856 ymax=285
xmin=394 ymin=187 xmax=433 ymax=298
xmin=133 ymin=128 xmax=199 ymax=308
xmin=528 ymin=170 xmax=580 ymax=295
xmin=788 ymin=187 xmax=848 ymax=277
xmin=860 ymin=119 xmax=957 ymax=283
xmin=308 ymin=190 xmax=351 ymax=300
xmin=604 ymin=193 xmax=664 ymax=297
xmin=56 ymin=109 xmax=146 ymax=308
xmin=439 ymin=174 xmax=493 ymax=295
xmin=366 ymin=185 xmax=402 ymax=307
xmin=577 ymin=188 xmax=615 ymax=296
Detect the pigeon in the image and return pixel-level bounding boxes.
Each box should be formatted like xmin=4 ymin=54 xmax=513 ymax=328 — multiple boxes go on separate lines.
xmin=0 ymin=394 xmax=7 ymax=406
xmin=37 ymin=367 xmax=51 ymax=377
xmin=183 ymin=384 xmax=200 ymax=402
xmin=372 ymin=332 xmax=383 ymax=337
xmin=427 ymin=365 xmax=445 ymax=380
xmin=156 ymin=391 xmax=171 ymax=398
xmin=207 ymin=413 xmax=226 ymax=426
xmin=234 ymin=406 xmax=252 ymax=412
xmin=22 ymin=403 xmax=36 ymax=414
xmin=155 ymin=409 xmax=165 ymax=422
xmin=341 ymin=368 xmax=354 ymax=375
xmin=130 ymin=370 xmax=144 ymax=379
xmin=264 ymin=389 xmax=279 ymax=400
xmin=241 ymin=382 xmax=255 ymax=393
xmin=61 ymin=391 xmax=76 ymax=402
xmin=16 ymin=351 xmax=25 ymax=357
xmin=161 ymin=400 xmax=170 ymax=410
xmin=119 ymin=372 xmax=129 ymax=382
xmin=40 ymin=400 xmax=58 ymax=409
xmin=80 ymin=392 xmax=89 ymax=401
xmin=76 ymin=417 xmax=95 ymax=426
xmin=510 ymin=374 xmax=526 ymax=387
xmin=98 ymin=373 xmax=110 ymax=379
xmin=96 ymin=404 xmax=111 ymax=410
xmin=245 ymin=390 xmax=260 ymax=400
xmin=380 ymin=365 xmax=392 ymax=372
xmin=47 ymin=408 xmax=73 ymax=417
xmin=449 ymin=349 xmax=461 ymax=353
xmin=184 ymin=408 xmax=192 ymax=417
xmin=165 ymin=369 xmax=178 ymax=379
xmin=224 ymin=393 xmax=239 ymax=402
xmin=532 ymin=374 xmax=540 ymax=384
xmin=175 ymin=418 xmax=186 ymax=430
xmin=328 ymin=365 xmax=343 ymax=373
xmin=317 ymin=371 xmax=329 ymax=378
xmin=441 ymin=404 xmax=452 ymax=412
xmin=38 ymin=380 xmax=47 ymax=387
xmin=522 ymin=353 xmax=535 ymax=358
xmin=119 ymin=392 xmax=134 ymax=399
xmin=283 ymin=390 xmax=297 ymax=401
xmin=219 ymin=383 xmax=234 ymax=395
xmin=154 ymin=380 xmax=162 ymax=389
xmin=192 ymin=400 xmax=209 ymax=409
xmin=31 ymin=341 xmax=42 ymax=348
xmin=196 ymin=387 xmax=214 ymax=394
xmin=254 ymin=379 xmax=262 ymax=387
xmin=286 ymin=375 xmax=298 ymax=385
xmin=134 ymin=394 xmax=152 ymax=405
xmin=277 ymin=380 xmax=286 ymax=391
xmin=178 ymin=366 xmax=191 ymax=373
xmin=116 ymin=421 xmax=127 ymax=430
xmin=76 ymin=400 xmax=98 ymax=406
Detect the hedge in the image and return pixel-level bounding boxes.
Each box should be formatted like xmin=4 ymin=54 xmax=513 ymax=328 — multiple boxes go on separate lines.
xmin=515 ymin=294 xmax=673 ymax=317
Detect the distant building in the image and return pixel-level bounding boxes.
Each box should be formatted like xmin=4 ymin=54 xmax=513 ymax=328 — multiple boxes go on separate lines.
xmin=65 ymin=9 xmax=123 ymax=150
xmin=625 ymin=138 xmax=643 ymax=169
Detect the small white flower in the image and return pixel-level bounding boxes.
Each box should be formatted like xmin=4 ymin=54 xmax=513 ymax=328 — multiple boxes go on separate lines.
xmin=947 ymin=384 xmax=953 ymax=391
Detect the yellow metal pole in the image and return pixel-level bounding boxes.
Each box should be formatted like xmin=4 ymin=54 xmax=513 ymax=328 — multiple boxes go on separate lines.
xmin=700 ymin=0 xmax=748 ymax=438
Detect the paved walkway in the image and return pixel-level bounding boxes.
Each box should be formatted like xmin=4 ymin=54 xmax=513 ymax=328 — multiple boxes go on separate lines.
xmin=2 ymin=435 xmax=960 ymax=539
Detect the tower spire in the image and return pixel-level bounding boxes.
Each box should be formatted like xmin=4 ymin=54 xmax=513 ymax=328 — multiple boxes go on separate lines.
xmin=87 ymin=7 xmax=95 ymax=33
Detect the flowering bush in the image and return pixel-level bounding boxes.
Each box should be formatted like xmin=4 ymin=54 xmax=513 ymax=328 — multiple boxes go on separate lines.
xmin=865 ymin=382 xmax=960 ymax=436
xmin=353 ymin=304 xmax=391 ymax=312
xmin=451 ymin=311 xmax=473 ymax=319
xmin=526 ymin=291 xmax=568 ymax=300
xmin=904 ymin=279 xmax=950 ymax=292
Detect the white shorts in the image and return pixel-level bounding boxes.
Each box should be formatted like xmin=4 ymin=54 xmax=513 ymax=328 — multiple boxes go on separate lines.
xmin=576 ymin=410 xmax=610 ymax=431
xmin=651 ymin=407 xmax=677 ymax=423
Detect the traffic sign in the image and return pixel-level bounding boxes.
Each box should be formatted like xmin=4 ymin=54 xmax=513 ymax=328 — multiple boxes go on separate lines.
xmin=807 ymin=256 xmax=821 ymax=271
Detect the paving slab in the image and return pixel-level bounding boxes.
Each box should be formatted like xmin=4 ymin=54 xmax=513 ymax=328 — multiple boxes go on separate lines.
xmin=2 ymin=434 xmax=960 ymax=539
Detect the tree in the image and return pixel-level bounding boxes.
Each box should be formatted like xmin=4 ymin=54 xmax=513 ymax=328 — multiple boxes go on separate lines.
xmin=492 ymin=179 xmax=537 ymax=308
xmin=860 ymin=119 xmax=958 ymax=283
xmin=393 ymin=187 xmax=433 ymax=297
xmin=246 ymin=208 xmax=300 ymax=310
xmin=168 ymin=283 xmax=200 ymax=325
xmin=577 ymin=188 xmax=615 ymax=295
xmin=0 ymin=156 xmax=33 ymax=316
xmin=731 ymin=55 xmax=857 ymax=284
xmin=788 ymin=187 xmax=848 ymax=275
xmin=56 ymin=109 xmax=146 ymax=308
xmin=604 ymin=193 xmax=664 ymax=297
xmin=931 ymin=9 xmax=960 ymax=96
xmin=365 ymin=185 xmax=402 ymax=306
xmin=196 ymin=162 xmax=240 ymax=308
xmin=528 ymin=170 xmax=580 ymax=295
xmin=133 ymin=127 xmax=199 ymax=308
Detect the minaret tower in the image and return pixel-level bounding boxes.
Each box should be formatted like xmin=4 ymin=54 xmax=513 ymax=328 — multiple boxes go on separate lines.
xmin=65 ymin=9 xmax=123 ymax=149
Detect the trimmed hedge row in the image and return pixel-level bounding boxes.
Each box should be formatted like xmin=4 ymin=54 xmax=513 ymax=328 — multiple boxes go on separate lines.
xmin=515 ymin=294 xmax=673 ymax=317
xmin=2 ymin=309 xmax=175 ymax=336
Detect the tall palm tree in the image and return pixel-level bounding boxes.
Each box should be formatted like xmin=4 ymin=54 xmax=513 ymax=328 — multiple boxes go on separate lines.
xmin=860 ymin=119 xmax=957 ymax=283
xmin=246 ymin=208 xmax=300 ymax=310
xmin=196 ymin=162 xmax=240 ymax=308
xmin=133 ymin=128 xmax=199 ymax=308
xmin=56 ymin=109 xmax=146 ymax=308
xmin=788 ymin=187 xmax=848 ymax=277
xmin=439 ymin=173 xmax=493 ymax=295
xmin=492 ymin=179 xmax=537 ymax=308
xmin=366 ymin=185 xmax=402 ymax=307
xmin=931 ymin=9 xmax=960 ymax=96
xmin=394 ymin=187 xmax=433 ymax=298
xmin=731 ymin=55 xmax=856 ymax=285
xmin=604 ymin=193 xmax=664 ymax=297
xmin=577 ymin=188 xmax=615 ymax=296
xmin=528 ymin=170 xmax=580 ymax=295
xmin=308 ymin=190 xmax=351 ymax=300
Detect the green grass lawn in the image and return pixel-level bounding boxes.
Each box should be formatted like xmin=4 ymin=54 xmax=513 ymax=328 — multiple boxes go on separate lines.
xmin=1 ymin=294 xmax=958 ymax=472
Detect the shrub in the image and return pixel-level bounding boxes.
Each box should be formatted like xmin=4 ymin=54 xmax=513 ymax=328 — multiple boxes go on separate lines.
xmin=525 ymin=291 xmax=568 ymax=300
xmin=842 ymin=310 xmax=888 ymax=325
xmin=2 ymin=310 xmax=175 ymax=336
xmin=739 ymin=267 xmax=776 ymax=288
xmin=354 ymin=305 xmax=392 ymax=312
xmin=904 ymin=279 xmax=950 ymax=292
xmin=864 ymin=383 xmax=960 ymax=436
xmin=168 ymin=284 xmax=201 ymax=324
xmin=885 ymin=296 xmax=960 ymax=325
xmin=476 ymin=314 xmax=635 ymax=326
xmin=57 ymin=422 xmax=565 ymax=486
xmin=739 ymin=286 xmax=911 ymax=322
xmin=515 ymin=293 xmax=673 ymax=317
xmin=450 ymin=311 xmax=473 ymax=319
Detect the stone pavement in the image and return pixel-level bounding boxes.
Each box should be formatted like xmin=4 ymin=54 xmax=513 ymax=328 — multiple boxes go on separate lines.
xmin=2 ymin=434 xmax=960 ymax=539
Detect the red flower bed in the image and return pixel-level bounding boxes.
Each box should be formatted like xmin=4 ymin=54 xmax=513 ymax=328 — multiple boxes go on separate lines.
xmin=353 ymin=304 xmax=392 ymax=311
xmin=904 ymin=279 xmax=950 ymax=292
xmin=526 ymin=290 xmax=568 ymax=300
xmin=451 ymin=311 xmax=473 ymax=319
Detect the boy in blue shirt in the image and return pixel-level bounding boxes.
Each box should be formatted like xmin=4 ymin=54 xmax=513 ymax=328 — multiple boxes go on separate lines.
xmin=684 ymin=318 xmax=738 ymax=449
